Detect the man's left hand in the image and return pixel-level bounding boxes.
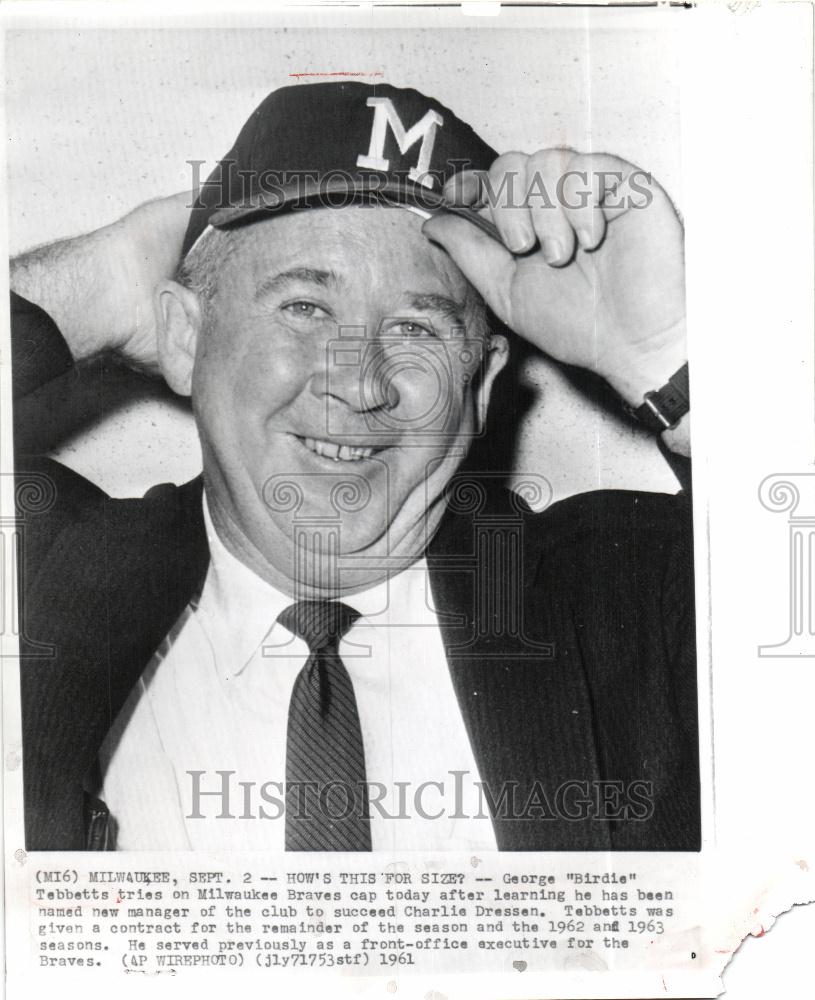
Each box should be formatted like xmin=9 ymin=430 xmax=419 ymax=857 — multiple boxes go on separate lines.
xmin=422 ymin=149 xmax=687 ymax=411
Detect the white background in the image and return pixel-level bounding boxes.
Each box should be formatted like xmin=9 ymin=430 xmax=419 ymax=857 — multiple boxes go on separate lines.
xmin=2 ymin=3 xmax=815 ymax=999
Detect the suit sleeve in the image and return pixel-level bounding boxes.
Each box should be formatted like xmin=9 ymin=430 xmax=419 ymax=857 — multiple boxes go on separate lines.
xmin=10 ymin=292 xmax=75 ymax=398
xmin=11 ymin=290 xmax=111 ymax=514
xmin=10 ymin=291 xmax=78 ymax=457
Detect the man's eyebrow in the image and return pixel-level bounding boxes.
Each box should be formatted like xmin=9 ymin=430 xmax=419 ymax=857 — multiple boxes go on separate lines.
xmin=255 ymin=267 xmax=340 ymax=300
xmin=405 ymin=292 xmax=467 ymax=325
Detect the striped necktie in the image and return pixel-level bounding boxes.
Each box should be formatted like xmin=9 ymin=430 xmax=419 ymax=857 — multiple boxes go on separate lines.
xmin=278 ymin=600 xmax=371 ymax=851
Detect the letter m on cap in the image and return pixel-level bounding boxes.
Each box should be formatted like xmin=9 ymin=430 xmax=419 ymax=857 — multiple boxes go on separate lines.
xmin=356 ymin=97 xmax=443 ymax=189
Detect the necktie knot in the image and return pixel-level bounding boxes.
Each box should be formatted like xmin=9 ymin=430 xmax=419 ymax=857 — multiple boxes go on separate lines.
xmin=278 ymin=600 xmax=361 ymax=652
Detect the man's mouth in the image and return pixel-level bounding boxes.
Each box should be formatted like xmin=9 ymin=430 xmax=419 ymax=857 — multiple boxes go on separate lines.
xmin=299 ymin=436 xmax=382 ymax=463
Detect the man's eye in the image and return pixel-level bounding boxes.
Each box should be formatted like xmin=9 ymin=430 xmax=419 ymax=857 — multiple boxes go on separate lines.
xmin=392 ymin=320 xmax=436 ymax=339
xmin=282 ymin=301 xmax=328 ymax=320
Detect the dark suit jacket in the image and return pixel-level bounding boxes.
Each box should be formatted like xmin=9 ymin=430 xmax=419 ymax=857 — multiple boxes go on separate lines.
xmin=11 ymin=293 xmax=700 ymax=852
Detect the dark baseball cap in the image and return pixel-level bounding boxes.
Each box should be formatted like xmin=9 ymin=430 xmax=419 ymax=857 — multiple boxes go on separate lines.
xmin=181 ymin=80 xmax=499 ymax=257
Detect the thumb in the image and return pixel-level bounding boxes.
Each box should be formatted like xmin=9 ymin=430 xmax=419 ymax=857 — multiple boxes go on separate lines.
xmin=422 ymin=213 xmax=514 ymax=320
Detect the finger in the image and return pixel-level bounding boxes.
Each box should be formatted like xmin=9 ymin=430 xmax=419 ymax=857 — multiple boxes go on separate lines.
xmin=542 ymin=153 xmax=607 ymax=252
xmin=524 ymin=149 xmax=579 ymax=264
xmin=602 ymin=162 xmax=659 ymax=221
xmin=441 ymin=169 xmax=486 ymax=208
xmin=482 ymin=151 xmax=536 ymax=255
xmin=565 ymin=152 xmax=656 ymax=233
xmin=422 ymin=213 xmax=515 ymax=323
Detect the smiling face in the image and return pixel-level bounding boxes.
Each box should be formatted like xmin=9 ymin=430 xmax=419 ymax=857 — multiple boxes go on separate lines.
xmin=158 ymin=205 xmax=508 ymax=597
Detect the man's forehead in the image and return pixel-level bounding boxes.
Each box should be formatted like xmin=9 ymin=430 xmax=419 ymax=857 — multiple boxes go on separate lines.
xmin=229 ymin=205 xmax=472 ymax=297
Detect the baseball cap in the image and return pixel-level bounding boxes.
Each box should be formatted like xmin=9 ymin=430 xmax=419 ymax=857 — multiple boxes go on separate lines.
xmin=181 ymin=80 xmax=499 ymax=257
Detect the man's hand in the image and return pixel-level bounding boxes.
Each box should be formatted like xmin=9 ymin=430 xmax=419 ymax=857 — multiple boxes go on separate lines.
xmin=422 ymin=150 xmax=687 ymax=412
xmin=10 ymin=192 xmax=190 ymax=371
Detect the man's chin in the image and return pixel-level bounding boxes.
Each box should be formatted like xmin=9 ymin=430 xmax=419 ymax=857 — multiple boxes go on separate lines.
xmin=287 ymin=515 xmax=390 ymax=557
xmin=247 ymin=460 xmax=455 ymax=587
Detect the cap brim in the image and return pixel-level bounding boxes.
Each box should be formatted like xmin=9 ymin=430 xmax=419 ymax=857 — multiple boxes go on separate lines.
xmin=207 ymin=174 xmax=502 ymax=244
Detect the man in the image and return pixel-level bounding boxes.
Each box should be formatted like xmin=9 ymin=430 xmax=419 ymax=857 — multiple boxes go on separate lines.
xmin=10 ymin=81 xmax=698 ymax=852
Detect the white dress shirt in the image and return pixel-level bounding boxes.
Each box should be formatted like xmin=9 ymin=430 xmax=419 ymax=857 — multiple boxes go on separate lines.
xmin=99 ymin=497 xmax=497 ymax=851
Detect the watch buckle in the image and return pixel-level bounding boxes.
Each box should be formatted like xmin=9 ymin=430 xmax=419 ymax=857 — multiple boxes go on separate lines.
xmin=642 ymin=392 xmax=677 ymax=431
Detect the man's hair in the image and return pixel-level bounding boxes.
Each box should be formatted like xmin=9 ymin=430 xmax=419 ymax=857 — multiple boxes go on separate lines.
xmin=175 ymin=226 xmax=236 ymax=307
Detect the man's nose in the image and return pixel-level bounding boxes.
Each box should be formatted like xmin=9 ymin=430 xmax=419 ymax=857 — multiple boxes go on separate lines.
xmin=309 ymin=335 xmax=399 ymax=415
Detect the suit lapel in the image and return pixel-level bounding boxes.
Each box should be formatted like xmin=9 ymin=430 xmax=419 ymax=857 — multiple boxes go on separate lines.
xmin=427 ymin=488 xmax=610 ymax=851
xmin=102 ymin=476 xmax=210 ymax=713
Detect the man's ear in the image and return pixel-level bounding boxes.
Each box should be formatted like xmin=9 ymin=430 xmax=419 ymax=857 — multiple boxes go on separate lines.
xmin=155 ymin=280 xmax=203 ymax=397
xmin=475 ymin=332 xmax=510 ymax=432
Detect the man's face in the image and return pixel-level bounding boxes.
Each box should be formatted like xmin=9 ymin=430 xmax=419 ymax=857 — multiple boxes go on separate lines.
xmin=180 ymin=205 xmax=507 ymax=595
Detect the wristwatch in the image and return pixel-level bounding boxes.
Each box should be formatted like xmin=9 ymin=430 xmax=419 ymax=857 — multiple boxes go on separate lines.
xmin=630 ymin=362 xmax=690 ymax=433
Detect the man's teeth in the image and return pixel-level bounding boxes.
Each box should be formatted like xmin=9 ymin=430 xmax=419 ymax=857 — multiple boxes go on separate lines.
xmin=303 ymin=437 xmax=375 ymax=462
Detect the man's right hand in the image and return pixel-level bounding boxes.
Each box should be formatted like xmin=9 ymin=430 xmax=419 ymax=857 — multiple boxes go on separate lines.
xmin=10 ymin=192 xmax=190 ymax=372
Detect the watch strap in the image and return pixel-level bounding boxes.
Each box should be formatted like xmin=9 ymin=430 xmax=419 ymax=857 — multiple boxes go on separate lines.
xmin=633 ymin=362 xmax=690 ymax=433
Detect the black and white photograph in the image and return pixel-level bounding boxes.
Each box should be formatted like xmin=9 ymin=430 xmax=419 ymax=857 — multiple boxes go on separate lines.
xmin=2 ymin=3 xmax=813 ymax=998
